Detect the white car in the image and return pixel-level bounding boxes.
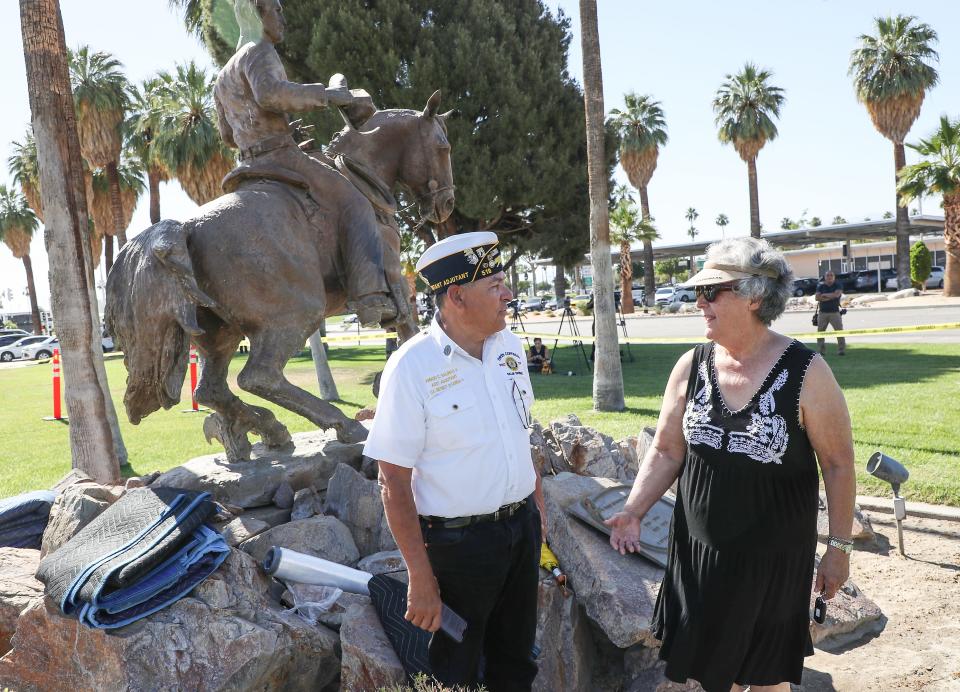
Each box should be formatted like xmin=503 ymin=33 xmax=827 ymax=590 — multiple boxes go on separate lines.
xmin=21 ymin=336 xmax=60 ymax=360
xmin=0 ymin=335 xmax=50 ymax=362
xmin=885 ymin=266 xmax=944 ymax=290
xmin=655 ymin=286 xmax=696 ymax=305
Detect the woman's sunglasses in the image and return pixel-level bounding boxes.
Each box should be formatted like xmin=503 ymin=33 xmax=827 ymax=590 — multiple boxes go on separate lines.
xmin=695 ymin=283 xmax=738 ymax=302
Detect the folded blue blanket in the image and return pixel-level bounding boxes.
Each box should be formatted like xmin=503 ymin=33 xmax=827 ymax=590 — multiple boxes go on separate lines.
xmin=0 ymin=490 xmax=56 ymax=549
xmin=37 ymin=487 xmax=228 ymax=630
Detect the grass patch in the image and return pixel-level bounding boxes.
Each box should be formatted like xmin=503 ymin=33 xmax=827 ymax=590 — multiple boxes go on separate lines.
xmin=1 ymin=341 xmax=957 ymax=505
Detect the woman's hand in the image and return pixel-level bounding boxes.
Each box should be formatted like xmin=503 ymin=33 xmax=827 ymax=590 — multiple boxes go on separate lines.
xmin=815 ymin=547 xmax=850 ymax=599
xmin=604 ymin=511 xmax=643 ymax=555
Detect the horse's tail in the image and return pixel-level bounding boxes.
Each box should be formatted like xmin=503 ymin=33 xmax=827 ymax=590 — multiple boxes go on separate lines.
xmin=105 ymin=219 xmax=218 ymax=424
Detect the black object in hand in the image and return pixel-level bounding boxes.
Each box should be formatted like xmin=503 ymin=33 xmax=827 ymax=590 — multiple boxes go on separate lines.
xmin=813 ymin=594 xmax=827 ymax=624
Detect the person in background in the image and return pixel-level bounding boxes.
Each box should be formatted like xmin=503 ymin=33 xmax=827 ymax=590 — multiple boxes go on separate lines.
xmin=528 ymin=337 xmax=552 ymax=373
xmin=606 ymin=237 xmax=855 ymax=692
xmin=815 ymin=271 xmax=846 ymax=356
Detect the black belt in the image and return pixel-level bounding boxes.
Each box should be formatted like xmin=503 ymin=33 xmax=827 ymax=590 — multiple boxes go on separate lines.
xmin=420 ymin=499 xmax=527 ymax=529
xmin=238 ymin=134 xmax=296 ymax=161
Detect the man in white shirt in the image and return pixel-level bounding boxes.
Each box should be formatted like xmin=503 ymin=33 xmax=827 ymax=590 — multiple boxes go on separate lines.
xmin=364 ymin=232 xmax=544 ymax=690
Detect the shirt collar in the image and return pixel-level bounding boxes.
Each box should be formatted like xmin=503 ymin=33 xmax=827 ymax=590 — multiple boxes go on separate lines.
xmin=429 ymin=313 xmax=505 ymax=362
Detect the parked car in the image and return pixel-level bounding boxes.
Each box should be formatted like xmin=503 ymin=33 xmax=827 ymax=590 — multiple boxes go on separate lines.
xmin=0 ymin=328 xmax=29 ymax=339
xmin=519 ymin=296 xmax=545 ymax=312
xmin=0 ymin=334 xmax=25 ymax=349
xmin=0 ymin=335 xmax=50 ymax=362
xmin=884 ymin=265 xmax=945 ymax=290
xmin=655 ymin=285 xmax=696 ymax=305
xmin=855 ymin=268 xmax=897 ymax=292
xmin=631 ymin=287 xmax=646 ymax=305
xmin=831 ymin=271 xmax=859 ymax=293
xmin=543 ymin=297 xmax=558 ymax=310
xmin=21 ymin=336 xmax=60 ymax=360
xmin=791 ymin=277 xmax=819 ymax=297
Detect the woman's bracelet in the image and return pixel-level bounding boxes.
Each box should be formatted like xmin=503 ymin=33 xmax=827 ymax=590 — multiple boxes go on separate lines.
xmin=827 ymin=535 xmax=853 ymax=554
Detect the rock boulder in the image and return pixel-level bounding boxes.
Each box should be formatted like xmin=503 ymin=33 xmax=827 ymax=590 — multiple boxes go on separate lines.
xmin=0 ymin=550 xmax=340 ymax=691
xmin=323 ymin=464 xmax=397 ymax=557
xmin=339 ymin=602 xmax=406 ymax=690
xmin=152 ymin=431 xmax=363 ymax=508
xmin=0 ymin=548 xmax=43 ymax=655
xmin=239 ymin=515 xmax=360 ymax=567
xmin=533 ymin=574 xmax=595 ymax=692
xmin=543 ymin=473 xmax=663 ymax=649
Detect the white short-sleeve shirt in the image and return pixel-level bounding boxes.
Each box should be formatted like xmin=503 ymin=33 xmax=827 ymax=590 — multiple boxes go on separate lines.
xmin=363 ymin=316 xmax=537 ymax=518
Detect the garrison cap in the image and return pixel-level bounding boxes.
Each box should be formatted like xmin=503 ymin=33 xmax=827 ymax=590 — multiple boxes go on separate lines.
xmin=415 ymin=231 xmax=503 ymax=294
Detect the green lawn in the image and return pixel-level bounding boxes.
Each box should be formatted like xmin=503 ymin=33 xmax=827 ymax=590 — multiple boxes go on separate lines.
xmin=1 ymin=341 xmax=958 ymax=505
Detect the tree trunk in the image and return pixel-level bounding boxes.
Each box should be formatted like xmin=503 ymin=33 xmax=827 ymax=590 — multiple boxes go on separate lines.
xmin=148 ymin=165 xmax=161 ymax=224
xmin=942 ymin=192 xmax=959 ymax=297
xmin=309 ymin=323 xmax=339 ymax=401
xmin=747 ymin=156 xmax=761 ymax=238
xmin=509 ymin=257 xmax=519 ymax=297
xmin=579 ymin=0 xmax=624 ymax=411
xmin=106 ymin=161 xmax=127 ymax=246
xmin=20 ymin=0 xmax=124 ymax=482
xmin=639 ymin=186 xmax=655 ymax=306
xmin=894 ymin=142 xmax=911 ymax=289
xmin=619 ymin=239 xmax=634 ymax=314
xmin=22 ymin=254 xmax=43 ymax=334
xmin=553 ymin=263 xmax=566 ymax=303
xmin=104 ymin=233 xmax=114 ymax=275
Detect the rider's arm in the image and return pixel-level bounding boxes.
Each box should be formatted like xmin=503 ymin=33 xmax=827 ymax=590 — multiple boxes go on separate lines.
xmin=245 ymin=46 xmax=332 ymax=113
xmin=214 ymin=96 xmax=237 ymax=149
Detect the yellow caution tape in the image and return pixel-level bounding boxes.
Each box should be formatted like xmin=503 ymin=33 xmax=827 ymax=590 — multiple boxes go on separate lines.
xmin=512 ymin=322 xmax=960 ymax=346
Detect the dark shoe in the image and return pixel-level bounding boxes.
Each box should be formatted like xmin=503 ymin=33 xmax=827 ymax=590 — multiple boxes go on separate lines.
xmin=838 ymin=352 xmax=846 ymax=356
xmin=351 ymin=294 xmax=397 ymax=328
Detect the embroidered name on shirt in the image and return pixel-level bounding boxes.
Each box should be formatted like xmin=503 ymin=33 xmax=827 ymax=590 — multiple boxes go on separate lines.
xmin=425 ymin=368 xmax=463 ymax=396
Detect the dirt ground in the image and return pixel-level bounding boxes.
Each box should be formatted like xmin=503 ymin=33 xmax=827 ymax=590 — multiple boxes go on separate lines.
xmin=799 ymin=512 xmax=960 ymax=691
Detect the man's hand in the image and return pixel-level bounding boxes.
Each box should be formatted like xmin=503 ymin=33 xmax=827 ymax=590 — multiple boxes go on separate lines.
xmin=405 ymin=572 xmax=443 ymax=632
xmin=815 ymin=547 xmax=850 ymax=599
xmin=604 ymin=511 xmax=643 ymax=555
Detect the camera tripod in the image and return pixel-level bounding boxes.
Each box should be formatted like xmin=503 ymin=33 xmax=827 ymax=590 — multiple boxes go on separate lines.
xmin=552 ymin=304 xmax=592 ymax=373
xmin=508 ymin=302 xmax=529 ymax=347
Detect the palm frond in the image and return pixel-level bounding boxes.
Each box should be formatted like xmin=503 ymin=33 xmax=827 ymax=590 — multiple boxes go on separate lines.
xmin=898 ymin=115 xmax=960 ymax=202
xmin=849 ymin=15 xmax=939 ymax=103
xmin=713 ymin=62 xmax=785 ymax=162
xmin=0 ymin=185 xmax=40 ymax=258
xmin=68 ymin=45 xmax=131 ymax=166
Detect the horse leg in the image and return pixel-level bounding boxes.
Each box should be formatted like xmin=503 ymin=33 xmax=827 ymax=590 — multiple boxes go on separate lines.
xmin=237 ymin=328 xmax=367 ymax=444
xmin=194 ymin=326 xmax=293 ymax=461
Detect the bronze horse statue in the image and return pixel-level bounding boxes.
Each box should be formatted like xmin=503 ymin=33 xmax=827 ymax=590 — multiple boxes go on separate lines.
xmin=105 ymin=92 xmax=454 ymax=461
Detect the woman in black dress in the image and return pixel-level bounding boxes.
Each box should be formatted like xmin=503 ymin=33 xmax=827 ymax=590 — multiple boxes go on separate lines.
xmin=606 ymin=238 xmax=856 ymax=692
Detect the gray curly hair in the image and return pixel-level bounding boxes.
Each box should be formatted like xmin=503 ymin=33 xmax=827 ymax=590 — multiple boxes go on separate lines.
xmin=705 ymin=237 xmax=794 ymax=325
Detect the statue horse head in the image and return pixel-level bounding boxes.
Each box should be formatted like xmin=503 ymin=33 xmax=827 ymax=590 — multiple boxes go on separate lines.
xmin=327 ymin=90 xmax=455 ymax=226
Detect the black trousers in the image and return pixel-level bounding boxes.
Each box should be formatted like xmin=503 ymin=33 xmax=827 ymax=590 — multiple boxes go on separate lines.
xmin=421 ymin=499 xmax=541 ymax=691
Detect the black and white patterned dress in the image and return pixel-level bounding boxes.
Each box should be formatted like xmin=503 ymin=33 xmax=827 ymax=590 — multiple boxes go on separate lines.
xmin=652 ymin=340 xmax=819 ymax=691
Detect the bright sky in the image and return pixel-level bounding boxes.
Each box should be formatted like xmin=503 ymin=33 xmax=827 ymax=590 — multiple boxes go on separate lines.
xmin=1 ymin=0 xmax=957 ymax=313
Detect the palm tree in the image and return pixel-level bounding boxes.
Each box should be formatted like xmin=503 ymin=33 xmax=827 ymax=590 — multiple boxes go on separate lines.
xmin=126 ymin=78 xmax=170 ymax=224
xmin=849 ymin=15 xmax=939 ymax=288
xmin=713 ymin=63 xmax=786 ymax=238
xmin=579 ymin=0 xmax=625 ymax=411
xmin=0 ymin=186 xmax=43 ymax=334
xmin=832 ymin=216 xmax=847 ymax=225
xmin=19 ymin=0 xmax=125 ymax=481
xmin=897 ymin=115 xmax=960 ymax=296
xmin=715 ymin=213 xmax=729 ymax=239
xmin=90 ymin=160 xmax=144 ymax=268
xmin=685 ymin=207 xmax=699 ymax=275
xmin=68 ymin=46 xmax=132 ymax=252
xmin=153 ymin=61 xmax=235 ymax=205
xmin=7 ymin=128 xmax=44 ymax=222
xmin=610 ymin=93 xmax=667 ymax=308
xmin=610 ymin=195 xmax=638 ymax=314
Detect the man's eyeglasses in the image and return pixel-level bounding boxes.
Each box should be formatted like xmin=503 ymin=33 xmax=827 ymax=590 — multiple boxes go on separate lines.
xmin=695 ymin=283 xmax=738 ymax=303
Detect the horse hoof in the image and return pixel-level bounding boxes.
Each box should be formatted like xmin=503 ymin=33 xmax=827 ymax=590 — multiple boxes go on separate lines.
xmin=336 ymin=420 xmax=369 ymax=444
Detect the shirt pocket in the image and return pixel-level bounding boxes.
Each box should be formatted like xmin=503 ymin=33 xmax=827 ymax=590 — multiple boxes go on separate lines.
xmin=425 ymin=388 xmax=481 ymax=451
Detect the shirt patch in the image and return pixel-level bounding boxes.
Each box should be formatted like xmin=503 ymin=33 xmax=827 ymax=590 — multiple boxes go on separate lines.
xmin=425 ymin=368 xmax=463 ymax=397
xmin=498 ymin=351 xmax=523 ymax=375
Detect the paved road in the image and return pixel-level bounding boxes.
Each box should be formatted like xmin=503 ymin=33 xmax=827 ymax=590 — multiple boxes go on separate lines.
xmin=514 ymin=303 xmax=960 ymax=345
